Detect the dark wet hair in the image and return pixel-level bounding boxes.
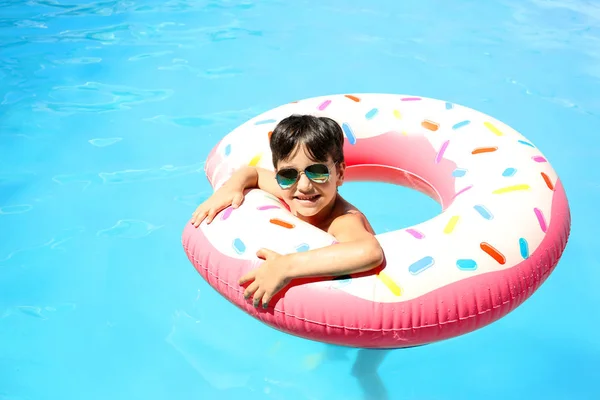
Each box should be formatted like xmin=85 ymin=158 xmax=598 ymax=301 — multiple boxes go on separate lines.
xmin=270 ymin=114 xmax=345 ymax=168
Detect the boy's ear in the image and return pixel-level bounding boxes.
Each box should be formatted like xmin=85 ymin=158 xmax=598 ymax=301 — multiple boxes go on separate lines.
xmin=336 ymin=162 xmax=346 ymax=186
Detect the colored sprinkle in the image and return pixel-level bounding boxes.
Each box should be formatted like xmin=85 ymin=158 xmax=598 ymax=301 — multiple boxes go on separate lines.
xmin=268 ymin=131 xmax=273 ymax=140
xmin=318 ymin=100 xmax=331 ymax=110
xmin=493 ymin=184 xmax=530 ymax=194
xmin=345 ymin=94 xmax=360 ymax=102
xmin=502 ymin=168 xmax=517 ymax=177
xmin=456 ymin=259 xmax=477 ymax=271
xmin=452 ymin=185 xmax=473 ymax=199
xmin=255 ymin=119 xmax=276 ymax=125
xmin=401 ymin=97 xmax=421 ymax=101
xmin=422 ymin=120 xmax=439 ymax=131
xmin=409 ymin=256 xmax=435 ymax=275
xmin=248 ymin=153 xmax=262 ymax=166
xmin=518 ymin=140 xmax=535 ymax=148
xmin=376 ymin=272 xmax=402 ymax=296
xmin=270 ymin=218 xmax=294 ymax=229
xmin=473 ymin=205 xmax=493 ymax=220
xmin=532 ymin=155 xmax=547 ymax=163
xmin=224 ymin=144 xmax=231 ymax=156
xmin=444 ymin=215 xmax=460 ymax=234
xmin=484 ymin=121 xmax=503 ymax=136
xmin=365 ymin=108 xmax=379 ymax=120
xmin=221 ymin=206 xmax=234 ymax=221
xmin=452 ymin=120 xmax=470 ymax=130
xmin=452 ymin=168 xmax=467 ymax=177
xmin=519 ymin=238 xmax=529 ymax=259
xmin=405 ymin=228 xmax=425 ymax=239
xmin=296 ymin=243 xmax=310 ymax=252
xmin=435 ymin=140 xmax=450 ymax=163
xmin=264 ymin=194 xmax=280 ymax=202
xmin=534 ymin=208 xmax=547 ymax=232
xmin=472 ymin=147 xmax=498 ymax=155
xmin=480 ymin=242 xmax=506 ymax=265
xmin=342 ymin=123 xmax=356 ymax=145
xmin=393 ymin=109 xmax=402 ymax=119
xmin=257 ymin=205 xmax=280 ymax=211
xmin=445 ymin=102 xmax=454 ymax=110
xmin=331 ymin=240 xmax=340 ymax=245
xmin=232 ymin=238 xmax=246 ymax=254
xmin=541 ymin=172 xmax=554 ymax=190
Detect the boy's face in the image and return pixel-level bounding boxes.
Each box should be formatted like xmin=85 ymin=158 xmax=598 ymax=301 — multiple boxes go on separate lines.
xmin=275 ymin=144 xmax=345 ymax=221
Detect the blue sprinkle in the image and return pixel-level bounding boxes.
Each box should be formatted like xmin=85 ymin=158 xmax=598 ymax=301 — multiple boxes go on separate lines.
xmin=519 ymin=238 xmax=529 ymax=259
xmin=254 ymin=119 xmax=276 ymax=125
xmin=456 ymin=259 xmax=477 ymax=271
xmin=452 ymin=120 xmax=470 ymax=130
xmin=518 ymin=140 xmax=535 ymax=148
xmin=473 ymin=205 xmax=493 ymax=220
xmin=365 ymin=108 xmax=379 ymax=120
xmin=296 ymin=243 xmax=310 ymax=252
xmin=452 ymin=168 xmax=467 ymax=177
xmin=224 ymin=144 xmax=231 ymax=156
xmin=232 ymin=238 xmax=246 ymax=254
xmin=408 ymin=256 xmax=435 ymax=275
xmin=342 ymin=123 xmax=356 ymax=145
xmin=502 ymin=168 xmax=517 ymax=177
xmin=445 ymin=102 xmax=454 ymax=110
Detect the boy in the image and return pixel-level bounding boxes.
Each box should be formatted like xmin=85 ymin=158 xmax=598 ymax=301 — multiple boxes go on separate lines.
xmin=191 ymin=115 xmax=384 ymax=308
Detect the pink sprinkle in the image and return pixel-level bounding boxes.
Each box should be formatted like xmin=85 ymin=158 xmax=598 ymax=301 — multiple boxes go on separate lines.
xmin=401 ymin=97 xmax=421 ymax=101
xmin=406 ymin=229 xmax=425 ymax=239
xmin=534 ymin=207 xmax=547 ymax=232
xmin=435 ymin=140 xmax=450 ymax=164
xmin=257 ymin=205 xmax=281 ymax=211
xmin=452 ymin=185 xmax=473 ymax=200
xmin=532 ymin=156 xmax=547 ymax=163
xmin=318 ymin=100 xmax=331 ymax=110
xmin=221 ymin=206 xmax=234 ymax=220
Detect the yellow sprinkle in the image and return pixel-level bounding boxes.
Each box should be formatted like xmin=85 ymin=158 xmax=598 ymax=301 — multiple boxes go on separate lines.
xmin=248 ymin=153 xmax=262 ymax=166
xmin=493 ymin=184 xmax=530 ymax=194
xmin=393 ymin=109 xmax=402 ymax=119
xmin=401 ymin=130 xmax=408 ymax=136
xmin=484 ymin=121 xmax=503 ymax=136
xmin=377 ymin=272 xmax=402 ymax=296
xmin=444 ymin=215 xmax=460 ymax=234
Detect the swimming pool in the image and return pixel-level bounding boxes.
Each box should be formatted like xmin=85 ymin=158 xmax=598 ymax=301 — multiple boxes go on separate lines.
xmin=1 ymin=0 xmax=598 ymax=399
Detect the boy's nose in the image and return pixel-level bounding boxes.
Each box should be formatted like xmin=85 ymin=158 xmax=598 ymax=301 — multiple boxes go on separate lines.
xmin=297 ymin=173 xmax=313 ymax=191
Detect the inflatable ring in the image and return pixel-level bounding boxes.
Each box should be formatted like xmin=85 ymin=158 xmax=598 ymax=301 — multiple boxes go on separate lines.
xmin=182 ymin=93 xmax=570 ymax=348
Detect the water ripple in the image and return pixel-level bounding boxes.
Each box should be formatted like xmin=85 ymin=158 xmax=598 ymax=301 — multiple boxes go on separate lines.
xmin=88 ymin=137 xmax=122 ymax=147
xmin=0 ymin=205 xmax=33 ymax=215
xmin=34 ymin=82 xmax=173 ymax=114
xmin=96 ymin=219 xmax=162 ymax=238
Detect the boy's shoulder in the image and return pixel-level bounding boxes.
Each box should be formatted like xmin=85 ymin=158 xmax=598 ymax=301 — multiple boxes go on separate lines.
xmin=328 ymin=195 xmax=376 ymax=235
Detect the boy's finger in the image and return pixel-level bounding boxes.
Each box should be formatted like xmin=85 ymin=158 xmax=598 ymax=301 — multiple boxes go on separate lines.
xmin=243 ymin=281 xmax=259 ymax=299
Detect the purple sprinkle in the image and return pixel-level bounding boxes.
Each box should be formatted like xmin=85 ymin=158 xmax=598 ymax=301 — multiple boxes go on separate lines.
xmin=257 ymin=205 xmax=281 ymax=211
xmin=452 ymin=185 xmax=473 ymax=200
xmin=435 ymin=140 xmax=450 ymax=164
xmin=534 ymin=208 xmax=547 ymax=232
xmin=318 ymin=100 xmax=331 ymax=110
xmin=221 ymin=206 xmax=234 ymax=220
xmin=532 ymin=156 xmax=547 ymax=163
xmin=401 ymin=97 xmax=422 ymax=101
xmin=406 ymin=229 xmax=425 ymax=239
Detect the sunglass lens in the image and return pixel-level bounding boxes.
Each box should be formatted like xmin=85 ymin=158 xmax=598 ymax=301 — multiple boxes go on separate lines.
xmin=276 ymin=169 xmax=299 ymax=188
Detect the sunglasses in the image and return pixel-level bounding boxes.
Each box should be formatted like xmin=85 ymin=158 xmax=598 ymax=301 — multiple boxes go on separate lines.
xmin=275 ymin=163 xmax=332 ymax=189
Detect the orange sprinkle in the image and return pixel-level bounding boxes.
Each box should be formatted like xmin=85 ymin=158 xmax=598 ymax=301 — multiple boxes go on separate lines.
xmin=472 ymin=147 xmax=498 ymax=155
xmin=541 ymin=172 xmax=554 ymax=190
xmin=268 ymin=131 xmax=273 ymax=140
xmin=422 ymin=120 xmax=439 ymax=131
xmin=270 ymin=218 xmax=295 ymax=229
xmin=480 ymin=242 xmax=506 ymax=264
xmin=344 ymin=95 xmax=361 ymax=102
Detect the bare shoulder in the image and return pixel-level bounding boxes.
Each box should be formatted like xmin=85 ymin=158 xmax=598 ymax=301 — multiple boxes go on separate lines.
xmin=328 ymin=196 xmax=376 ymax=238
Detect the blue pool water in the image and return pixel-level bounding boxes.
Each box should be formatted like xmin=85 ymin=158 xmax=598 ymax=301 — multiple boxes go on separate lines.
xmin=1 ymin=1 xmax=599 ymax=399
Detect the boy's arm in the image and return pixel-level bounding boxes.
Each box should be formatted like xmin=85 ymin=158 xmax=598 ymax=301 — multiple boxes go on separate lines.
xmin=283 ymin=213 xmax=384 ymax=279
xmin=234 ymin=166 xmax=283 ymax=198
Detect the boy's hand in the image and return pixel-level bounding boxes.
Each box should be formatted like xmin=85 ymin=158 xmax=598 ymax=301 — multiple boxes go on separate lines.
xmin=239 ymin=248 xmax=291 ymax=308
xmin=191 ymin=184 xmax=245 ymax=227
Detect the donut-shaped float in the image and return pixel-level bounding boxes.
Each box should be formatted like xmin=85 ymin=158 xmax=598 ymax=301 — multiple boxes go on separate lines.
xmin=182 ymin=93 xmax=570 ymax=348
